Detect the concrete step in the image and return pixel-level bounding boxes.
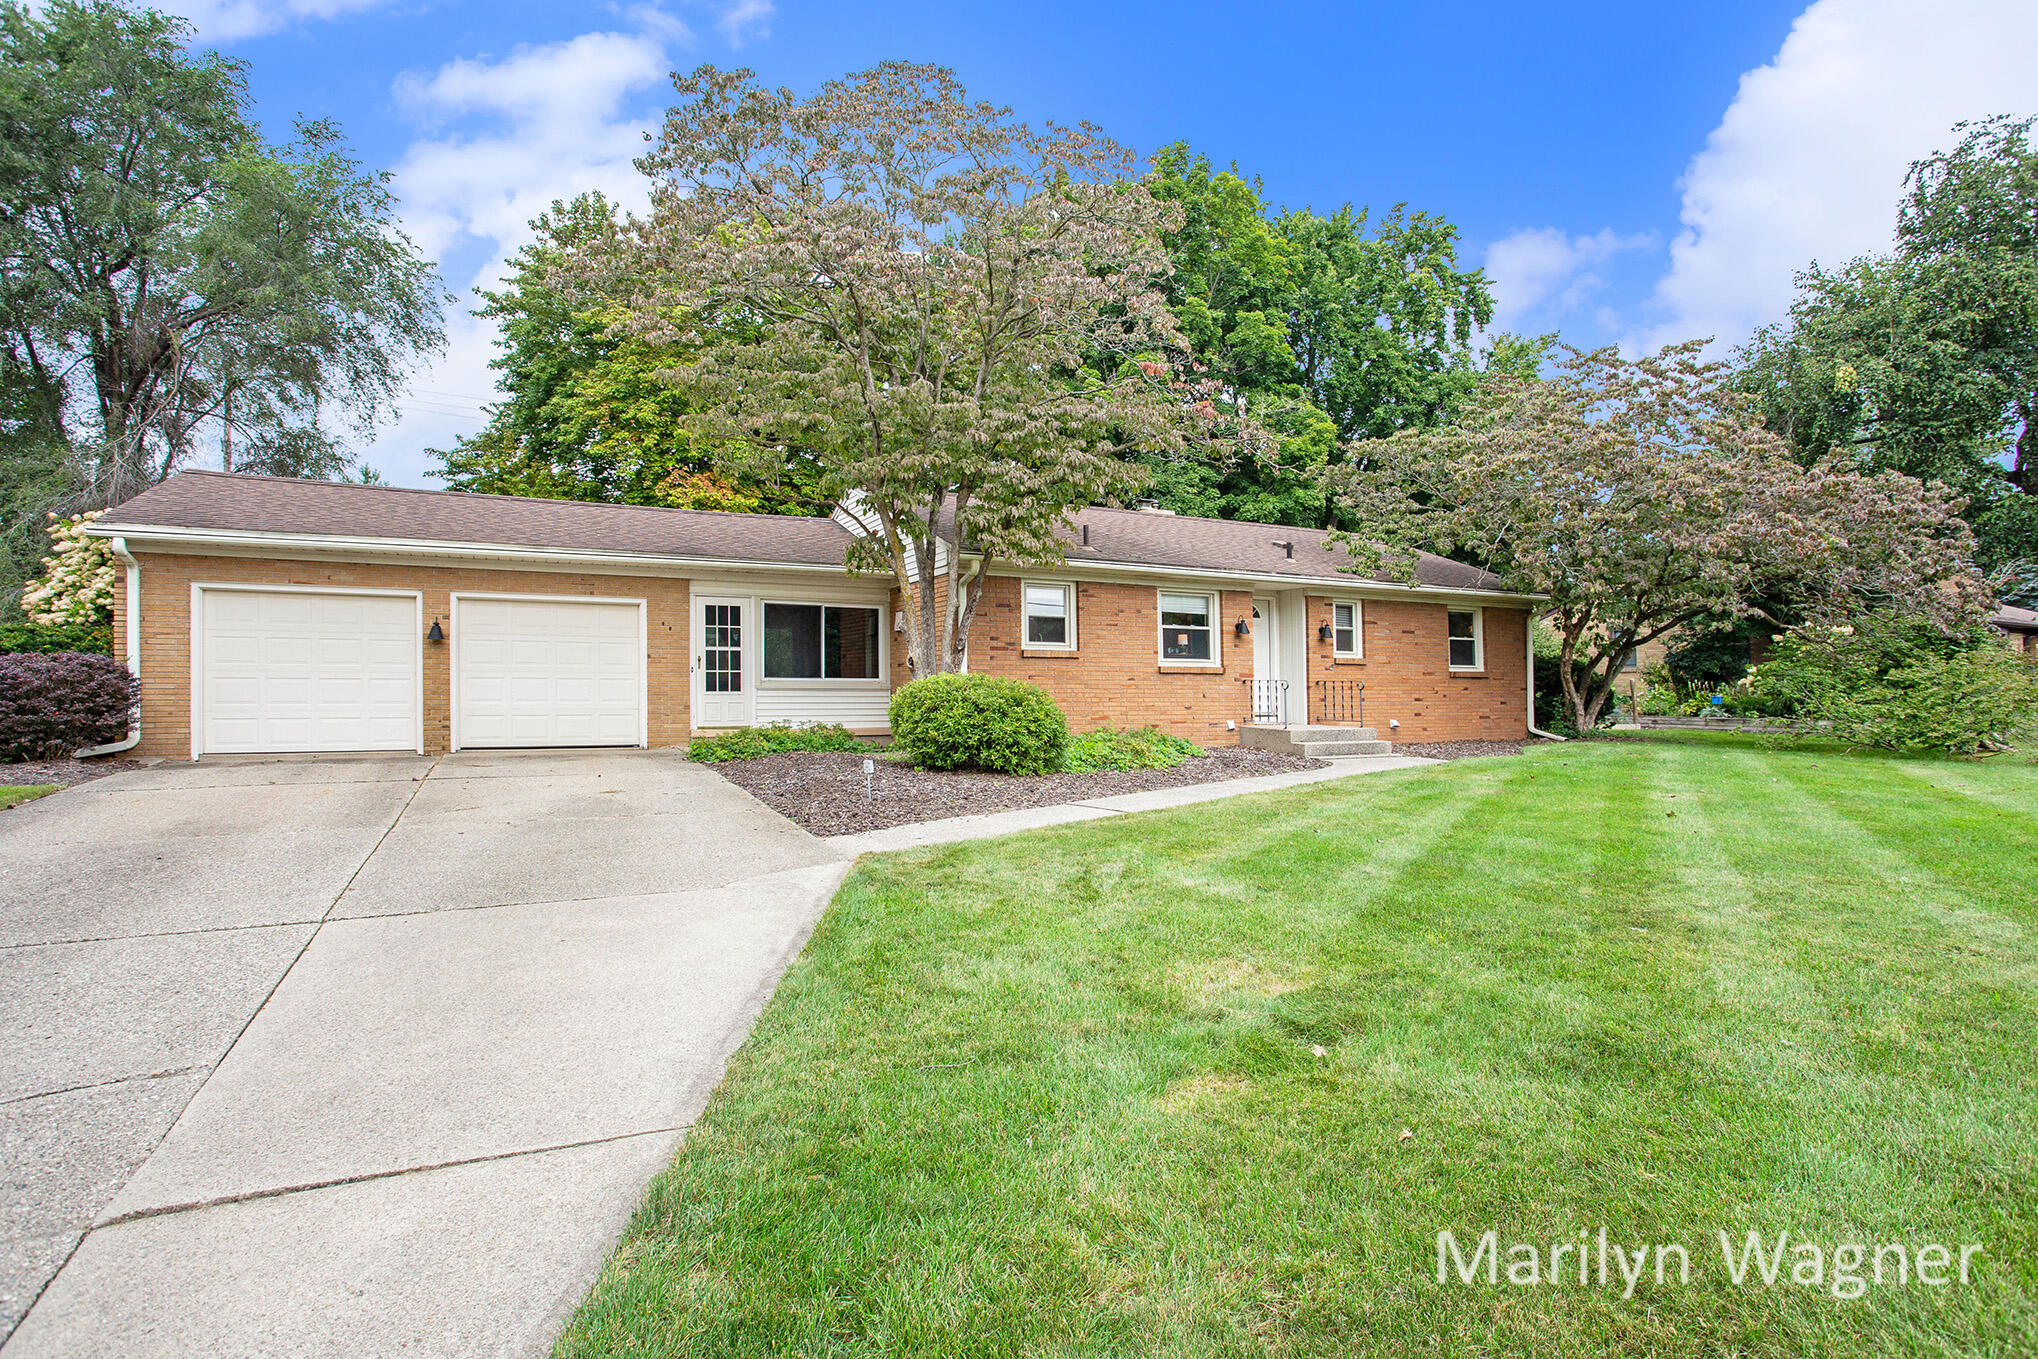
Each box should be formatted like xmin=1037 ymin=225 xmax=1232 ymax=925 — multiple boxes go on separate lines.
xmin=1239 ymin=724 xmax=1378 ymax=752
xmin=1299 ymin=739 xmax=1393 ymax=757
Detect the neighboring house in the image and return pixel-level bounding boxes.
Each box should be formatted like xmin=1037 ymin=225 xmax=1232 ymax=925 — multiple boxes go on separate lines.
xmin=1994 ymin=605 xmax=2038 ymax=654
xmin=85 ymin=472 xmax=1540 ymax=761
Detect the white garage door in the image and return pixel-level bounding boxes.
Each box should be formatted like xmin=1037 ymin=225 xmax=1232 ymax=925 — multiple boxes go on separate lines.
xmin=199 ymin=588 xmax=420 ymax=755
xmin=454 ymin=597 xmax=644 ymax=749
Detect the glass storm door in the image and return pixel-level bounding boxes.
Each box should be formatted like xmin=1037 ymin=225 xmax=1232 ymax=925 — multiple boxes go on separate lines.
xmin=694 ymin=597 xmax=752 ymax=727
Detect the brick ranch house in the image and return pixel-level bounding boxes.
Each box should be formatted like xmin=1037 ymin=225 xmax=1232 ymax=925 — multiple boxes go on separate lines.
xmin=83 ymin=471 xmax=1542 ymax=761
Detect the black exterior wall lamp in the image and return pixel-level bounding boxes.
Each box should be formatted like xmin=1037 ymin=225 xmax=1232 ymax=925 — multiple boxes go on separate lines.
xmin=427 ymin=619 xmax=445 ymax=643
xmin=1235 ymin=618 xmax=1251 ymax=637
xmin=1318 ymin=623 xmax=1334 ymax=642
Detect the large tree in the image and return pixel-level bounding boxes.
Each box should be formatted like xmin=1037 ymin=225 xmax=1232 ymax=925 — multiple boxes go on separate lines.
xmin=0 ymin=0 xmax=445 ymax=512
xmin=431 ymin=193 xmax=820 ymax=513
xmin=606 ymin=63 xmax=1238 ymax=675
xmin=1332 ymin=343 xmax=1983 ymax=731
xmin=1143 ymin=145 xmax=1525 ymax=526
xmin=1736 ymin=115 xmax=2038 ymax=587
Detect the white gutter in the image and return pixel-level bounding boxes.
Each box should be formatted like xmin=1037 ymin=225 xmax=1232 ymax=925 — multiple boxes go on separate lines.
xmin=75 ymin=536 xmax=144 ymax=758
xmin=81 ymin=522 xmax=857 ymax=576
xmin=980 ymin=555 xmax=1545 ymax=607
xmin=1525 ymin=615 xmax=1567 ymax=742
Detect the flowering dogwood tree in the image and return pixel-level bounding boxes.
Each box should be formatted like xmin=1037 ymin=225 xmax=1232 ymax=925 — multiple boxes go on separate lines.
xmin=19 ymin=511 xmax=117 ymax=626
xmin=1330 ymin=343 xmax=1984 ymax=731
xmin=606 ymin=63 xmax=1236 ymax=674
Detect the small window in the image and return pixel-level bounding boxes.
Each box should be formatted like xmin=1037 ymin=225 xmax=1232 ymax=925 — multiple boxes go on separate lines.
xmin=1332 ymin=600 xmax=1361 ymax=657
xmin=763 ymin=603 xmax=882 ymax=679
xmin=1619 ymin=648 xmax=1639 ymax=671
xmin=1023 ymin=581 xmax=1074 ymax=649
xmin=1447 ymin=608 xmax=1482 ymax=671
xmin=1159 ymin=591 xmax=1215 ymax=662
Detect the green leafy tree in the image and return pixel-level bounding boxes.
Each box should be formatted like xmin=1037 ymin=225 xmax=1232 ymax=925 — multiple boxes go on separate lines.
xmin=1143 ymin=145 xmax=1504 ymax=525
xmin=1736 ymin=115 xmax=2038 ymax=580
xmin=612 ymin=64 xmax=1238 ymax=675
xmin=0 ymin=0 xmax=445 ymax=511
xmin=1331 ymin=343 xmax=1985 ymax=732
xmin=431 ymin=194 xmax=818 ymax=512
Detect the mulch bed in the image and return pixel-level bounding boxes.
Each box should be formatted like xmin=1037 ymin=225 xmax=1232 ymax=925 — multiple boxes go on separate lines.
xmin=1392 ymin=739 xmax=1552 ymax=761
xmin=1 ymin=755 xmax=141 ymax=794
xmin=713 ymin=747 xmax=1327 ymax=836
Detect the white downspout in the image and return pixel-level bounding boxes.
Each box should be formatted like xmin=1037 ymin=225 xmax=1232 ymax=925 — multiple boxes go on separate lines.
xmin=75 ymin=537 xmax=143 ymax=757
xmin=1525 ymin=613 xmax=1567 ymax=741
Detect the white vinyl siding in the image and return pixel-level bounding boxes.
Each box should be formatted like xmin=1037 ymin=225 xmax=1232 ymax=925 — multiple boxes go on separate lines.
xmin=454 ymin=596 xmax=644 ymax=749
xmin=196 ymin=586 xmax=420 ymax=755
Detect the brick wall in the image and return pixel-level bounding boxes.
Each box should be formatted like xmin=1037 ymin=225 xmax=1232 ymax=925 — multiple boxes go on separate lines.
xmin=968 ymin=576 xmax=1253 ymax=745
xmin=125 ymin=552 xmax=690 ymax=759
xmin=1303 ymin=597 xmax=1528 ymax=740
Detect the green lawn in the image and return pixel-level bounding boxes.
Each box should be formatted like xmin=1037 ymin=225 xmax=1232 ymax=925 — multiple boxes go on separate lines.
xmin=560 ymin=736 xmax=2037 ymax=1357
xmin=0 ymin=785 xmax=57 ymax=810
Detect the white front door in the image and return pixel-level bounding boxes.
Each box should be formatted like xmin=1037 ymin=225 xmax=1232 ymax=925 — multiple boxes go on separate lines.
xmin=454 ymin=596 xmax=645 ymax=749
xmin=197 ymin=587 xmax=420 ymax=755
xmin=693 ymin=595 xmax=752 ymax=727
xmin=1251 ymin=596 xmax=1283 ymax=723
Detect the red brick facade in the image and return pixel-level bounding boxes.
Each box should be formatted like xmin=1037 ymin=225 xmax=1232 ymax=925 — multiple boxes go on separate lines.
xmin=1300 ymin=596 xmax=1529 ymax=741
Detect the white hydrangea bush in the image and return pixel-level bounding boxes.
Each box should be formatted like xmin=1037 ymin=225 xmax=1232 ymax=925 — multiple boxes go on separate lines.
xmin=20 ymin=511 xmax=118 ymax=626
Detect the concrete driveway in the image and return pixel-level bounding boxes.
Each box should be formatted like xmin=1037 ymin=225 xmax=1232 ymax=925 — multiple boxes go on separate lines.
xmin=0 ymin=750 xmax=849 ymax=1357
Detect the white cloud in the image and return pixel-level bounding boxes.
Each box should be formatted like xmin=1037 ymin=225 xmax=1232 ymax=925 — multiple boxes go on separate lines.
xmin=369 ymin=26 xmax=681 ymax=482
xmin=709 ymin=0 xmax=772 ymax=46
xmin=1483 ymin=227 xmax=1655 ymax=333
xmin=161 ymin=0 xmax=400 ymax=41
xmin=1633 ymin=0 xmax=2038 ymax=355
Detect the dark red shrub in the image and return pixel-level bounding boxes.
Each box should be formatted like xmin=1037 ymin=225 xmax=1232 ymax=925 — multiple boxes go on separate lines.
xmin=0 ymin=652 xmax=139 ymax=760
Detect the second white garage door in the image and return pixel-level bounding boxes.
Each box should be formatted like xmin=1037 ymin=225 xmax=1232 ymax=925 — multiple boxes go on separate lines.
xmin=453 ymin=596 xmax=645 ymax=750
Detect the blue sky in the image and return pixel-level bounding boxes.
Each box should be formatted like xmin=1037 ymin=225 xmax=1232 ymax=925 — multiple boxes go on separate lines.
xmin=166 ymin=0 xmax=2038 ymax=484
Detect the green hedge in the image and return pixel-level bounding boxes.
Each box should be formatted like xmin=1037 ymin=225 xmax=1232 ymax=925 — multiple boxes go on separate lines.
xmin=1062 ymin=726 xmax=1204 ymax=773
xmin=689 ymin=723 xmax=868 ymax=763
xmin=888 ymin=673 xmax=1068 ymax=775
xmin=0 ymin=619 xmax=112 ymax=655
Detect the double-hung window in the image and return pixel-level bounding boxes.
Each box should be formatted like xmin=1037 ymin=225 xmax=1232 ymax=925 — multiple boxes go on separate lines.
xmin=1159 ymin=591 xmax=1215 ymax=663
xmin=1023 ymin=582 xmax=1075 ymax=649
xmin=1447 ymin=608 xmax=1483 ymax=671
xmin=763 ymin=603 xmax=883 ymax=679
xmin=1332 ymin=600 xmax=1362 ymax=658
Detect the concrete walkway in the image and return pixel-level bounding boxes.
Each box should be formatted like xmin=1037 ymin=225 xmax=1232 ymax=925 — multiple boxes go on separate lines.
xmin=824 ymin=753 xmax=1436 ymax=854
xmin=0 ymin=750 xmax=848 ymax=1358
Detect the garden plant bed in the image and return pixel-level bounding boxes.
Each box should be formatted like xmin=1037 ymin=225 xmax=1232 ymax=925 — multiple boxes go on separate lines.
xmin=0 ymin=755 xmax=138 ymax=794
xmin=711 ymin=746 xmax=1327 ymax=835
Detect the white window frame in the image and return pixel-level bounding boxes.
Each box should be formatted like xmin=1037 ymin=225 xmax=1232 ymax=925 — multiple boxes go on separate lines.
xmin=757 ymin=598 xmax=890 ymax=686
xmin=1331 ymin=598 xmax=1363 ymax=659
xmin=1021 ymin=579 xmax=1077 ymax=651
xmin=448 ymin=591 xmax=650 ymax=753
xmin=189 ymin=581 xmax=425 ymax=761
xmin=1447 ymin=606 xmax=1484 ymax=672
xmin=1156 ymin=588 xmax=1221 ymax=668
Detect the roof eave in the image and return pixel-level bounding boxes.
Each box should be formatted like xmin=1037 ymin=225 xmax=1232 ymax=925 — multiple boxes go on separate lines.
xmin=85 ymin=522 xmax=856 ymax=575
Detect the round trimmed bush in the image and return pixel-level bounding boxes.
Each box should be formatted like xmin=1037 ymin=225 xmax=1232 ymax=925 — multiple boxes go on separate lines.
xmin=888 ymin=673 xmax=1068 ymax=775
xmin=0 ymin=652 xmax=139 ymax=760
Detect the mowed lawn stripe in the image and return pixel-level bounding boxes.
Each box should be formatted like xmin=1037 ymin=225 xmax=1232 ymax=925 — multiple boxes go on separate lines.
xmin=558 ymin=738 xmax=2038 ymax=1359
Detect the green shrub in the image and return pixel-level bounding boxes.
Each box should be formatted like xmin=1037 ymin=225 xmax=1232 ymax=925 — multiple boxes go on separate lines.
xmin=1748 ymin=615 xmax=2038 ymax=753
xmin=689 ymin=722 xmax=867 ymax=763
xmin=1062 ymin=726 xmax=1204 ymax=773
xmin=888 ymin=673 xmax=1068 ymax=775
xmin=0 ymin=619 xmax=112 ymax=655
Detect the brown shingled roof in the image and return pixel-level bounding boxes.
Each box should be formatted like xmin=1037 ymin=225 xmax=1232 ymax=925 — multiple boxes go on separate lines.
xmin=97 ymin=471 xmax=856 ymax=566
xmin=1059 ymin=504 xmax=1506 ymax=593
xmin=1994 ymin=604 xmax=2038 ymax=633
xmin=97 ymin=471 xmax=1513 ymax=595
